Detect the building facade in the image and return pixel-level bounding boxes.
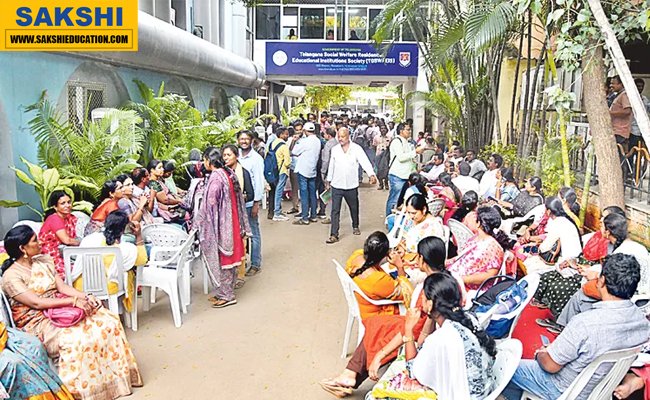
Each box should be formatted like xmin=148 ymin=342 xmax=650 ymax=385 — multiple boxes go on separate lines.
xmin=0 ymin=2 xmax=265 ymax=232
xmin=252 ymin=0 xmax=429 ymax=129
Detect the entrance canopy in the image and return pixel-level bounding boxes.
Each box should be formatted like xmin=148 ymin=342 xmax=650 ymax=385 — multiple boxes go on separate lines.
xmin=263 ymin=41 xmax=418 ymax=86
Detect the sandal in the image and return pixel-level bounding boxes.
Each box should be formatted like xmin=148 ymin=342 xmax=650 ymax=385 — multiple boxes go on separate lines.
xmin=319 ymin=379 xmax=353 ymax=398
xmin=208 ymin=296 xmax=219 ymax=304
xmin=235 ymin=278 xmax=246 ymax=289
xmin=326 ymin=235 xmax=339 ymax=244
xmin=212 ymin=299 xmax=237 ymax=308
xmin=530 ymin=299 xmax=549 ymax=309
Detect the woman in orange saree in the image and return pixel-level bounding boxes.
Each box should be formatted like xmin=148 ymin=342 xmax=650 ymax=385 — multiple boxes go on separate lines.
xmin=320 ymin=237 xmax=456 ymax=398
xmin=346 ymin=232 xmax=410 ymax=321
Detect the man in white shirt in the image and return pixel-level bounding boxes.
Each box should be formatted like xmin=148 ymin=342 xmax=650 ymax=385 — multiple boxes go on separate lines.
xmin=292 ymin=122 xmax=322 ymax=225
xmin=325 ymin=127 xmax=376 ymax=244
xmin=420 ymin=153 xmax=445 ymax=182
xmin=465 ymin=149 xmax=487 ymax=179
xmin=238 ymin=131 xmax=266 ymax=275
xmin=479 ymin=153 xmax=503 ymax=200
xmin=452 ymin=162 xmax=479 ymax=195
xmin=386 ymin=122 xmax=423 ymax=215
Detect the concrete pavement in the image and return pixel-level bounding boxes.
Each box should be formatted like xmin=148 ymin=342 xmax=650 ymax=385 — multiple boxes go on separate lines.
xmin=127 ymin=185 xmax=386 ymax=399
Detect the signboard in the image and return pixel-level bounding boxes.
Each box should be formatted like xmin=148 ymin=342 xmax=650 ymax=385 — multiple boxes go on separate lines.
xmin=0 ymin=0 xmax=138 ymax=51
xmin=266 ymin=42 xmax=418 ymax=76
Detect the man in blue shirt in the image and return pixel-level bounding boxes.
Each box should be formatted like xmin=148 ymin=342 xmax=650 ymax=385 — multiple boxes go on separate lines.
xmin=238 ymin=130 xmax=265 ymax=276
xmin=292 ymin=122 xmax=322 ymax=225
xmin=503 ymin=253 xmax=650 ymax=400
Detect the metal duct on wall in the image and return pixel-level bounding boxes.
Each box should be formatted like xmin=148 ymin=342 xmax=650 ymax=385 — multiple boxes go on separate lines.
xmin=68 ymin=12 xmax=265 ymax=89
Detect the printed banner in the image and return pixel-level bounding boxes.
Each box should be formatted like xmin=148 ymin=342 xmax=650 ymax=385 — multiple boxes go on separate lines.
xmin=266 ymin=42 xmax=418 ymax=76
xmin=0 ymin=0 xmax=138 ymax=51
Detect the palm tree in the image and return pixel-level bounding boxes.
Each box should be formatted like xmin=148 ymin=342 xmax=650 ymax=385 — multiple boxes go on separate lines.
xmin=373 ymin=0 xmax=518 ymax=149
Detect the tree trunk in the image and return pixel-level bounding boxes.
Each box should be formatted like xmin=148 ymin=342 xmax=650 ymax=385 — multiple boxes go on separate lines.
xmin=517 ymin=10 xmax=533 ymax=160
xmin=579 ymin=142 xmax=595 ymax=224
xmin=559 ymin=111 xmax=572 ymax=186
xmin=582 ymin=44 xmax=625 ymax=209
xmin=510 ymin=21 xmax=525 ymax=144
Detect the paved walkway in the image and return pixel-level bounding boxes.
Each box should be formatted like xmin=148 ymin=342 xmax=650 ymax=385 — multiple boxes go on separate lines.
xmin=128 ymin=185 xmax=386 ymax=399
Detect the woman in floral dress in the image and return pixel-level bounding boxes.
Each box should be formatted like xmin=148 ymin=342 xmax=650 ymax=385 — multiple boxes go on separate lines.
xmin=447 ymin=206 xmax=514 ymax=291
xmin=2 ymin=225 xmax=142 ymax=400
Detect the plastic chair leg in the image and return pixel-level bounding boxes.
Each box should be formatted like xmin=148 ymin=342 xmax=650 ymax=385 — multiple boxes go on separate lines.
xmin=357 ymin=320 xmax=365 ymax=346
xmin=182 ymin=261 xmax=191 ymax=308
xmin=341 ymin=314 xmax=353 ymax=359
xmin=108 ymin=295 xmax=120 ymax=315
xmin=167 ymin=282 xmax=182 ymax=328
xmin=142 ymin=286 xmax=152 ymax=312
xmin=203 ymin=262 xmax=210 ymax=295
xmin=150 ymin=288 xmax=157 ymax=304
xmin=130 ymin=296 xmax=138 ymax=331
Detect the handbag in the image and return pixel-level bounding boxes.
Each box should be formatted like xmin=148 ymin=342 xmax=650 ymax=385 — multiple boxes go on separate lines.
xmin=43 ymin=306 xmax=86 ymax=328
xmin=539 ymin=240 xmax=561 ymax=265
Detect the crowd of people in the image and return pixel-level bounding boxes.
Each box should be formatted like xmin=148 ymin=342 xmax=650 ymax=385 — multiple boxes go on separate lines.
xmin=1 ymin=106 xmax=650 ymax=399
xmin=267 ymin=118 xmax=650 ymax=400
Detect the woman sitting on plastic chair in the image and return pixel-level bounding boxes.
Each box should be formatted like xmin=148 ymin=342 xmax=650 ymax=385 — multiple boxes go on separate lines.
xmin=0 ymin=320 xmax=74 ymax=399
xmin=74 ymin=210 xmax=148 ymax=315
xmin=447 ymin=206 xmax=514 ymax=291
xmin=368 ymin=273 xmax=496 ymax=400
xmin=321 ymin=237 xmax=466 ymax=398
xmin=345 ymin=232 xmax=411 ymax=321
xmin=401 ymin=194 xmax=446 ymax=258
xmin=522 ymin=197 xmax=583 ymax=275
xmin=1 ymin=225 xmax=142 ymax=400
xmin=385 ymin=173 xmax=428 ymax=232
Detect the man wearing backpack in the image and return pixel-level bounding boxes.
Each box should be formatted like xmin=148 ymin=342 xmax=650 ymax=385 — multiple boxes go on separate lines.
xmin=385 ymin=122 xmax=423 ymax=216
xmin=266 ymin=126 xmax=291 ymax=221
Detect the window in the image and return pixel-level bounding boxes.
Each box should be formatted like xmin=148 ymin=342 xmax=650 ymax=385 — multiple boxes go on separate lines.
xmin=368 ymin=8 xmax=382 ymax=40
xmin=282 ymin=7 xmax=298 ymax=39
xmin=348 ymin=7 xmax=367 ymax=40
xmin=255 ymin=6 xmax=280 ymax=40
xmin=336 ymin=6 xmax=346 ymax=41
xmin=300 ymin=8 xmax=325 ymax=39
xmin=402 ymin=24 xmax=416 ymax=41
xmin=325 ymin=7 xmax=336 ymax=40
xmin=67 ymin=82 xmax=105 ymax=131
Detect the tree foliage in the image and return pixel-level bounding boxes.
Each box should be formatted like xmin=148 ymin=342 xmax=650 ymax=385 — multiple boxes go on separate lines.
xmin=26 ymin=91 xmax=144 ymax=199
xmin=373 ymin=0 xmax=519 ymax=149
xmin=304 ymin=86 xmax=352 ymax=113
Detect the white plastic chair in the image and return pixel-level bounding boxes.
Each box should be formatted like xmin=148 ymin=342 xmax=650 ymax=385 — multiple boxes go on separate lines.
xmin=0 ymin=289 xmax=15 ymax=328
xmin=11 ymin=220 xmax=42 ymax=235
xmin=137 ymin=230 xmax=196 ymax=328
xmin=447 ymin=218 xmax=474 ymax=251
xmin=71 ymin=211 xmax=91 ymax=239
xmin=142 ymin=224 xmax=193 ymax=306
xmin=62 ymin=247 xmax=126 ymax=317
xmin=521 ymin=345 xmax=642 ymax=400
xmin=333 ymin=259 xmax=403 ymax=358
xmin=484 ymin=339 xmax=524 ymax=400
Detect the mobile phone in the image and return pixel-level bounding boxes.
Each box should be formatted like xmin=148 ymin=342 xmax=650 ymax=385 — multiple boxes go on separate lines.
xmin=540 ymin=335 xmax=550 ymax=347
xmin=487 ymin=196 xmax=498 ymax=202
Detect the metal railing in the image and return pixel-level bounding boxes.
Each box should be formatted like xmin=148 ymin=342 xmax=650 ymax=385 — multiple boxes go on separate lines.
xmin=571 ymin=143 xmax=650 ymax=204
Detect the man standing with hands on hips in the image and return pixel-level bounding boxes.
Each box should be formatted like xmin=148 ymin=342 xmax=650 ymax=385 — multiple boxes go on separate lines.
xmin=325 ymin=127 xmax=376 ymax=244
